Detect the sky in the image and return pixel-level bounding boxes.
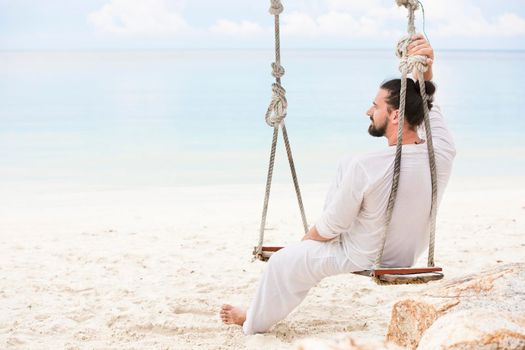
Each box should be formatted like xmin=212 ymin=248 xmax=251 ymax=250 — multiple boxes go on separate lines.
xmin=1 ymin=0 xmax=525 ymax=50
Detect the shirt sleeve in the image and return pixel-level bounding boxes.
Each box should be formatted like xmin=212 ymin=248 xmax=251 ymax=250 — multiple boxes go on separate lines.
xmin=322 ymin=155 xmax=348 ymax=211
xmin=422 ymin=103 xmax=456 ymax=156
xmin=315 ymin=159 xmax=369 ymax=239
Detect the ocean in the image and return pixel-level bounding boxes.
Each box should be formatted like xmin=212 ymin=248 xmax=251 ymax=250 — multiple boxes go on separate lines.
xmin=1 ymin=49 xmax=524 ymax=188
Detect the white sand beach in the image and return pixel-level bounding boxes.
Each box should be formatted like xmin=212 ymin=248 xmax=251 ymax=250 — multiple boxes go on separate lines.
xmin=0 ymin=176 xmax=524 ymax=349
xmin=2 ymin=0 xmax=525 ymax=347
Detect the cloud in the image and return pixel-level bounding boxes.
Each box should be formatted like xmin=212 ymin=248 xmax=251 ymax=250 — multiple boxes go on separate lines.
xmin=496 ymin=13 xmax=525 ymax=36
xmin=209 ymin=20 xmax=265 ymax=37
xmin=273 ymin=0 xmax=525 ymax=40
xmin=280 ymin=3 xmax=405 ymax=39
xmin=205 ymin=1 xmax=405 ymax=40
xmin=325 ymin=0 xmax=386 ymax=13
xmin=88 ymin=0 xmax=191 ymax=36
xmin=423 ymin=0 xmax=525 ymax=37
xmin=87 ymin=0 xmax=525 ymax=44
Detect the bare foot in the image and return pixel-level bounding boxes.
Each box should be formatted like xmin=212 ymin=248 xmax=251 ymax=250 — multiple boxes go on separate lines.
xmin=220 ymin=304 xmax=246 ymax=326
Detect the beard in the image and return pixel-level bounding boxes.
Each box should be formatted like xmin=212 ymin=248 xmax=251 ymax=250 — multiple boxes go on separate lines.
xmin=368 ymin=118 xmax=388 ymax=137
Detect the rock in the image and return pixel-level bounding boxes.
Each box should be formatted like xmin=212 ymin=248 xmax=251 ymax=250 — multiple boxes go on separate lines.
xmin=294 ymin=335 xmax=404 ymax=350
xmin=386 ymin=263 xmax=525 ymax=349
xmin=417 ymin=308 xmax=525 ymax=349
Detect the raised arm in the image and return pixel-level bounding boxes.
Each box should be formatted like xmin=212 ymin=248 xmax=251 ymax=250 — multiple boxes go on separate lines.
xmin=408 ymin=36 xmax=456 ymax=154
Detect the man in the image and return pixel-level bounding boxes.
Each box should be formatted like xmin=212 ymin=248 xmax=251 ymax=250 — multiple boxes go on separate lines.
xmin=220 ymin=34 xmax=456 ymax=334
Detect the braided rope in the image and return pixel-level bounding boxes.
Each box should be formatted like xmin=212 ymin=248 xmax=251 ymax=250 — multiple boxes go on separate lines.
xmin=395 ymin=0 xmax=419 ymax=34
xmin=282 ymin=124 xmax=309 ymax=234
xmin=265 ymin=83 xmax=287 ymax=127
xmin=265 ymin=2 xmax=287 ymax=127
xmin=418 ymin=73 xmax=438 ymax=267
xmin=255 ymin=126 xmax=279 ymax=258
xmin=269 ymin=0 xmax=283 ymax=15
xmin=374 ymin=0 xmax=438 ymax=275
xmin=255 ymin=0 xmax=308 ymax=260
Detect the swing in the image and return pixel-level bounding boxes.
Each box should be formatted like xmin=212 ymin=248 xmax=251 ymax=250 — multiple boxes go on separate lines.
xmin=253 ymin=0 xmax=443 ymax=285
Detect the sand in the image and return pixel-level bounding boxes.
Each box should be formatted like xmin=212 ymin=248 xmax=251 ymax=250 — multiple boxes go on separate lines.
xmin=0 ymin=176 xmax=524 ymax=349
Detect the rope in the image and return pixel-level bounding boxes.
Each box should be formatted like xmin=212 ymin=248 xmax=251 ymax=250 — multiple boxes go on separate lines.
xmin=282 ymin=124 xmax=309 ymax=234
xmin=374 ymin=0 xmax=438 ymax=274
xmin=419 ymin=72 xmax=438 ymax=267
xmin=396 ymin=0 xmax=419 ymax=34
xmin=269 ymin=0 xmax=283 ymax=15
xmin=255 ymin=0 xmax=308 ymax=260
xmin=265 ymin=83 xmax=287 ymax=127
xmin=255 ymin=126 xmax=279 ymax=258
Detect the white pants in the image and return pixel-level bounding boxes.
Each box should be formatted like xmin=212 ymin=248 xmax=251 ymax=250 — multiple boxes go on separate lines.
xmin=243 ymin=239 xmax=361 ymax=335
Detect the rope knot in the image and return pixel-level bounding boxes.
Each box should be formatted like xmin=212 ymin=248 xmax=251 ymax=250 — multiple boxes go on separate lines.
xmin=395 ymin=35 xmax=411 ymax=59
xmin=396 ymin=35 xmax=428 ymax=74
xmin=265 ymin=83 xmax=287 ymax=127
xmin=396 ymin=0 xmax=419 ymax=11
xmin=269 ymin=0 xmax=284 ymax=15
xmin=271 ymin=62 xmax=285 ymax=78
xmin=398 ymin=55 xmax=428 ymax=74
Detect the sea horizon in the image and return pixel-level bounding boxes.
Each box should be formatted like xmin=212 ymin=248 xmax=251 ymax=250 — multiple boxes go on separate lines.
xmin=1 ymin=49 xmax=523 ymax=189
xmin=2 ymin=47 xmax=525 ymax=53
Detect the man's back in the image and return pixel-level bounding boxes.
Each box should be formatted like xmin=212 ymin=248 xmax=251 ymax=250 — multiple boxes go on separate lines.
xmin=316 ymin=103 xmax=456 ymax=270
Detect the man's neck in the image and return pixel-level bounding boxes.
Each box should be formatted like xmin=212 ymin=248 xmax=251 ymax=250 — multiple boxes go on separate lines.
xmin=386 ymin=131 xmax=424 ymax=146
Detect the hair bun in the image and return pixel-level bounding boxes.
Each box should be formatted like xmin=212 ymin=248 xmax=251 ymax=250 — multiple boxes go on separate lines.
xmin=380 ymin=77 xmax=437 ymax=127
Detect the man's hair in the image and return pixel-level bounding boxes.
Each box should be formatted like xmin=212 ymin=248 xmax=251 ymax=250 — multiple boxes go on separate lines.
xmin=380 ymin=78 xmax=436 ymax=129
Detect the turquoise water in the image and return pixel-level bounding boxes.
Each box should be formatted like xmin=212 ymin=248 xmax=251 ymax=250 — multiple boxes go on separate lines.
xmin=0 ymin=50 xmax=524 ymax=187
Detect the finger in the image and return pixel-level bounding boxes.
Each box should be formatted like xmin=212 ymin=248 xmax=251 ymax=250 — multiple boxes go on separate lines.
xmin=410 ymin=47 xmax=434 ymax=58
xmin=408 ymin=43 xmax=430 ymax=53
xmin=411 ymin=33 xmax=425 ymax=40
xmin=408 ymin=39 xmax=427 ymax=49
xmin=408 ymin=44 xmax=431 ymax=57
xmin=409 ymin=47 xmax=433 ymax=58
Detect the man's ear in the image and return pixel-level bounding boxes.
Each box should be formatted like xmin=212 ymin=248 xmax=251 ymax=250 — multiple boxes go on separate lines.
xmin=390 ymin=109 xmax=400 ymax=125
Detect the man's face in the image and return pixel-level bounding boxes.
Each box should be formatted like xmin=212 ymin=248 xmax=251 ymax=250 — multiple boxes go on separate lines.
xmin=366 ymin=89 xmax=394 ymax=137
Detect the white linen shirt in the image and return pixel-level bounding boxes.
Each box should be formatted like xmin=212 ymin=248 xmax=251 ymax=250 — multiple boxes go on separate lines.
xmin=315 ymin=104 xmax=456 ymax=270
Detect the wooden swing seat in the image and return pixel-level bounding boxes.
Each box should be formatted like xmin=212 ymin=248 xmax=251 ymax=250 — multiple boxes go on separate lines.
xmin=257 ymin=246 xmax=444 ymax=284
